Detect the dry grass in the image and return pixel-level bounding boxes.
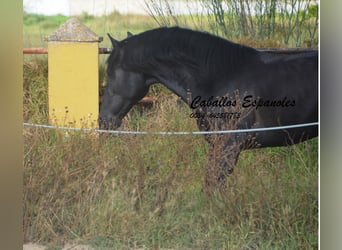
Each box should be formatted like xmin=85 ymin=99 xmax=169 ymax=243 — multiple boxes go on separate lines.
xmin=23 ymin=58 xmax=318 ymax=249
xmin=23 ymin=8 xmax=318 ymax=246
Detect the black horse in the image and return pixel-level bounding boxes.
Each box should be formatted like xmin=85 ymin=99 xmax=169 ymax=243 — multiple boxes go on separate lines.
xmin=100 ymin=27 xmax=318 ymax=188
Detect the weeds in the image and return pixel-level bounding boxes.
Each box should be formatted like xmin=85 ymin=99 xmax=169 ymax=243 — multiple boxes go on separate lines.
xmin=24 ymin=124 xmax=317 ymax=248
xmin=23 ymin=8 xmax=318 ymax=247
xmin=23 ymin=58 xmax=48 ymax=123
xmin=144 ymin=0 xmax=319 ymax=47
xmin=23 ymin=2 xmax=318 ymax=49
xmin=23 ymin=58 xmax=318 ymax=248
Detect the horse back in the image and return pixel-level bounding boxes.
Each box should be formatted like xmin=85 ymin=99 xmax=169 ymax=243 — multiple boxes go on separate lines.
xmin=232 ymin=51 xmax=318 ymax=147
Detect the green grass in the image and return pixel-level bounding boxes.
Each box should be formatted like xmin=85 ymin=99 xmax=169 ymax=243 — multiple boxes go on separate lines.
xmin=23 ymin=5 xmax=318 ymax=49
xmin=23 ymin=57 xmax=318 ymax=249
xmin=23 ymin=12 xmax=158 ymax=48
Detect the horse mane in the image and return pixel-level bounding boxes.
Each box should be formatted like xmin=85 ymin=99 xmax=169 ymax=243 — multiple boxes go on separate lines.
xmin=109 ymin=27 xmax=260 ymax=80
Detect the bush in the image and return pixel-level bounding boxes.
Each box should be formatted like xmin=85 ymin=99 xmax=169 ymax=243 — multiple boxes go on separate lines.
xmin=23 ymin=13 xmax=68 ymax=29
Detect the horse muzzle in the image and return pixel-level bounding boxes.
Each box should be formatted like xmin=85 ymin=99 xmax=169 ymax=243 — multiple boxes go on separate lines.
xmin=99 ymin=116 xmax=122 ymax=130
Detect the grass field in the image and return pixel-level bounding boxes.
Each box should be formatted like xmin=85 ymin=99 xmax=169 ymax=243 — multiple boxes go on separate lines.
xmin=23 ymin=11 xmax=318 ymax=249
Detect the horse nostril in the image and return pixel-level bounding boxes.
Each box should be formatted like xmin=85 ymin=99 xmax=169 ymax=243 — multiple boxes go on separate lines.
xmin=114 ymin=119 xmax=122 ymax=128
xmin=99 ymin=116 xmax=122 ymax=130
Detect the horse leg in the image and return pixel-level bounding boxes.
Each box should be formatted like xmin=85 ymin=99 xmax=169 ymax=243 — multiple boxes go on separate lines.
xmin=204 ymin=139 xmax=241 ymax=193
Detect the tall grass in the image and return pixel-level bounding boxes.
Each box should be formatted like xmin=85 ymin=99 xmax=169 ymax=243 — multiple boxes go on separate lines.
xmin=144 ymin=0 xmax=319 ymax=47
xmin=23 ymin=58 xmax=318 ymax=248
xmin=23 ymin=8 xmax=318 ymax=248
xmin=23 ymin=1 xmax=318 ymax=49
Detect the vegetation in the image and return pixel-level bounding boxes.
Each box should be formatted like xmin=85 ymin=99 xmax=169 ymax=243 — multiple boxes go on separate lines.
xmin=23 ymin=13 xmax=68 ymax=27
xmin=23 ymin=11 xmax=157 ymax=48
xmin=23 ymin=0 xmax=318 ymax=48
xmin=23 ymin=5 xmax=318 ymax=248
xmin=144 ymin=0 xmax=319 ymax=47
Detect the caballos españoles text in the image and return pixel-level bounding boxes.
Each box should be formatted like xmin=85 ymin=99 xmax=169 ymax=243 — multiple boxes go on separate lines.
xmin=189 ymin=95 xmax=296 ymax=119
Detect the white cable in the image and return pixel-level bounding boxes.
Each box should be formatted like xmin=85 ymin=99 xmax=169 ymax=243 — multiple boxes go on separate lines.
xmin=23 ymin=122 xmax=319 ymax=135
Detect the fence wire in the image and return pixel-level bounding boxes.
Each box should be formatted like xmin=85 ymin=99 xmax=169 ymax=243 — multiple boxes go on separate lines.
xmin=23 ymin=122 xmax=318 ymax=135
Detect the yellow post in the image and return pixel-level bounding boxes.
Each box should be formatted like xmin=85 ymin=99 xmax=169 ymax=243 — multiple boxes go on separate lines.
xmin=46 ymin=17 xmax=102 ymax=129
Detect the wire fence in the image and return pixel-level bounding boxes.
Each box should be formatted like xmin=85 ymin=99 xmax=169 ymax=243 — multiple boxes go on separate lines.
xmin=23 ymin=122 xmax=319 ymax=136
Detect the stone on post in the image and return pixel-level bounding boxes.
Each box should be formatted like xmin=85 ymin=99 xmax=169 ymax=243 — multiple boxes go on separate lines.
xmin=46 ymin=17 xmax=102 ymax=129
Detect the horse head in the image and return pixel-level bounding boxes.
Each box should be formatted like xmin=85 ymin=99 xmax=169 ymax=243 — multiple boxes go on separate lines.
xmin=99 ymin=33 xmax=150 ymax=129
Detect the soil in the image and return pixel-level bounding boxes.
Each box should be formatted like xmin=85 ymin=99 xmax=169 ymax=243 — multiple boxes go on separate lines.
xmin=23 ymin=243 xmax=94 ymax=250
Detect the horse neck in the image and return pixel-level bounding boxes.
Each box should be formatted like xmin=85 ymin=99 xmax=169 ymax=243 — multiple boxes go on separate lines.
xmin=151 ymin=72 xmax=191 ymax=103
xmin=148 ymin=52 xmax=260 ymax=104
xmin=128 ymin=37 xmax=260 ymax=103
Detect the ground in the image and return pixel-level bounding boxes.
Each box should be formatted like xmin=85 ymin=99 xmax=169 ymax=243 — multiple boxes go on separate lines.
xmin=23 ymin=243 xmax=94 ymax=250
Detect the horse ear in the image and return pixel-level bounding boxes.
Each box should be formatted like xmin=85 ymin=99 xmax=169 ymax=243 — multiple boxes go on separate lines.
xmin=127 ymin=31 xmax=133 ymax=38
xmin=107 ymin=33 xmax=119 ymax=47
